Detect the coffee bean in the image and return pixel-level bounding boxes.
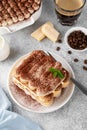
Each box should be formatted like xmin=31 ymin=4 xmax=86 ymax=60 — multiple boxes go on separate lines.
xmin=83 ymin=66 xmax=87 ymax=71
xmin=84 ymin=59 xmax=87 ymax=64
xmin=58 ymin=39 xmax=62 ymax=43
xmin=74 ymin=58 xmax=79 ymax=62
xmin=56 ymin=47 xmax=60 ymax=51
xmin=68 ymin=50 xmax=72 ymax=54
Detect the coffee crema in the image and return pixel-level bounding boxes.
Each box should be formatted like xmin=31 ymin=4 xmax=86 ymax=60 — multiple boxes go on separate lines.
xmin=55 ymin=0 xmax=83 ymax=11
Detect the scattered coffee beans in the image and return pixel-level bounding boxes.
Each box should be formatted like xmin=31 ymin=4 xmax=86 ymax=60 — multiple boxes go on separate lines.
xmin=56 ymin=47 xmax=60 ymax=51
xmin=68 ymin=50 xmax=72 ymax=54
xmin=58 ymin=39 xmax=62 ymax=43
xmin=83 ymin=66 xmax=87 ymax=71
xmin=84 ymin=59 xmax=87 ymax=64
xmin=74 ymin=58 xmax=79 ymax=62
xmin=68 ymin=30 xmax=87 ymax=50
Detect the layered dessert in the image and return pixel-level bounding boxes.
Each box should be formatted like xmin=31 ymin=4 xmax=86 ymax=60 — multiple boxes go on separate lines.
xmin=0 ymin=0 xmax=41 ymax=26
xmin=12 ymin=50 xmax=70 ymax=106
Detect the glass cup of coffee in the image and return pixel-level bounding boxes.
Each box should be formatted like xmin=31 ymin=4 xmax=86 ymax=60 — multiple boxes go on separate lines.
xmin=55 ymin=0 xmax=86 ymax=26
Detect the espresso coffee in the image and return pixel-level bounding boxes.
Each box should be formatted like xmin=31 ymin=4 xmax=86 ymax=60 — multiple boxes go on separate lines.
xmin=55 ymin=11 xmax=81 ymax=25
xmin=55 ymin=0 xmax=85 ymax=25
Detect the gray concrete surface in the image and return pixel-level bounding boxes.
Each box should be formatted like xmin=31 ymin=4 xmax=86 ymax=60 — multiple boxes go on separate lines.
xmin=0 ymin=0 xmax=87 ymax=130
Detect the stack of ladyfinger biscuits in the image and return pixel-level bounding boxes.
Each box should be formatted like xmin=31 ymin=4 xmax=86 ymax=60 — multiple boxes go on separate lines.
xmin=31 ymin=22 xmax=60 ymax=42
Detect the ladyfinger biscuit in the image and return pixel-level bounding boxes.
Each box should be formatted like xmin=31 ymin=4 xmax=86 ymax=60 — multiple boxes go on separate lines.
xmin=31 ymin=22 xmax=53 ymax=41
xmin=42 ymin=24 xmax=60 ymax=42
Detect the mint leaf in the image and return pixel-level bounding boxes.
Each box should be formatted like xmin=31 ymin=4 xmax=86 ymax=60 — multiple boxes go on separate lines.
xmin=53 ymin=72 xmax=58 ymax=77
xmin=49 ymin=68 xmax=56 ymax=73
xmin=57 ymin=70 xmax=64 ymax=78
xmin=49 ymin=67 xmax=64 ymax=79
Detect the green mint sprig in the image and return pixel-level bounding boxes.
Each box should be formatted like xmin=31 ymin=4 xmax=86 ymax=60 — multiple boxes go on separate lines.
xmin=49 ymin=67 xmax=64 ymax=79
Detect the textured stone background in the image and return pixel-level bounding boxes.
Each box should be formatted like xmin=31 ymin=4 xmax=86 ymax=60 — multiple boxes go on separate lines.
xmin=0 ymin=0 xmax=87 ymax=130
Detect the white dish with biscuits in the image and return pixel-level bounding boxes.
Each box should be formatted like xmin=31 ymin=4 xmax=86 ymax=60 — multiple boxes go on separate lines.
xmin=0 ymin=0 xmax=42 ymax=34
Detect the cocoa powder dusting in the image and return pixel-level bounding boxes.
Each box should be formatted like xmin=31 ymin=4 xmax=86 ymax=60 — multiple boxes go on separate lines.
xmin=9 ymin=78 xmax=41 ymax=110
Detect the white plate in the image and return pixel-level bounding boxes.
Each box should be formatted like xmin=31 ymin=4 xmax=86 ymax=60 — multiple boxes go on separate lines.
xmin=8 ymin=50 xmax=75 ymax=113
